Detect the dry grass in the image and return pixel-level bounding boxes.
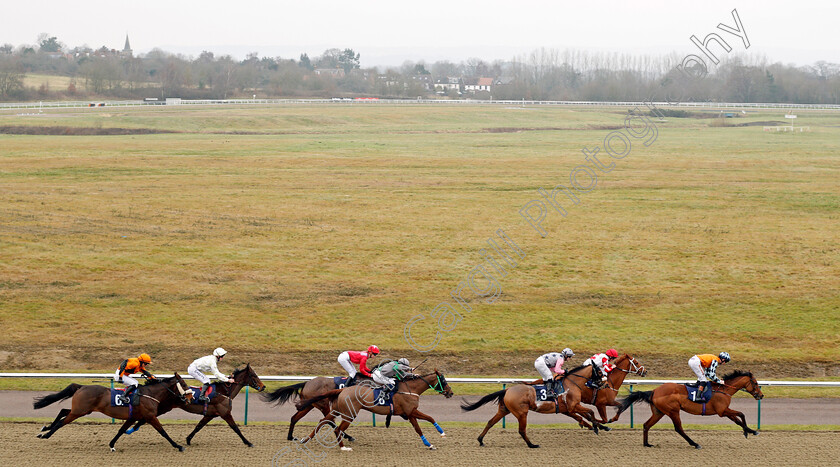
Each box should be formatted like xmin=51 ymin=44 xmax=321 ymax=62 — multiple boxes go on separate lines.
xmin=0 ymin=105 xmax=838 ymax=371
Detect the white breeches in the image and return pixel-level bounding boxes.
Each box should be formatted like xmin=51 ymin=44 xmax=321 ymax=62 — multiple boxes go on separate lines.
xmin=338 ymin=352 xmax=357 ymax=377
xmin=534 ymin=358 xmax=553 ymax=381
xmin=188 ymin=364 xmax=211 ymax=385
xmin=116 ymin=371 xmax=138 ymax=388
xmin=372 ymin=370 xmax=394 ymax=386
xmin=688 ymin=356 xmax=707 ymax=381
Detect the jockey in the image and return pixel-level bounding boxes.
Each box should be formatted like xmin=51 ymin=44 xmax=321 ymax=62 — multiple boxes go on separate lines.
xmin=115 ymin=353 xmax=155 ymax=405
xmin=534 ymin=348 xmax=574 ymax=398
xmin=188 ymin=347 xmax=233 ymax=403
xmin=584 ymin=349 xmax=619 ymax=385
xmin=338 ymin=345 xmax=379 ymax=387
xmin=372 ymin=358 xmax=411 ymax=392
xmin=689 ymin=352 xmax=730 ymax=399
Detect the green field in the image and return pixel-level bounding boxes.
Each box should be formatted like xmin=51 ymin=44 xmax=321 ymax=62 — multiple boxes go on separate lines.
xmin=0 ymin=104 xmax=838 ymax=379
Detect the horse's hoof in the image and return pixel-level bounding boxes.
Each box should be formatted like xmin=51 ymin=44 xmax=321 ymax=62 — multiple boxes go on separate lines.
xmin=601 ymin=426 xmax=611 ymax=432
xmin=529 ymin=444 xmax=540 ymax=449
xmin=429 ymin=445 xmax=437 ymax=450
xmin=644 ymin=444 xmax=654 ymax=448
xmin=110 ymin=447 xmax=116 ymax=452
xmin=340 ymin=446 xmax=353 ymax=452
xmin=247 ymin=443 xmax=253 ymax=448
xmin=753 ymin=431 xmax=760 ymax=436
xmin=440 ymin=433 xmax=446 ymax=438
xmin=40 ymin=425 xmax=48 ymax=432
xmin=289 ymin=437 xmax=298 ymax=442
xmin=36 ymin=433 xmax=43 ymax=439
xmin=694 ymin=445 xmax=702 ymax=450
xmin=186 ymin=438 xmax=192 ymax=445
xmin=344 ymin=435 xmax=355 ymax=442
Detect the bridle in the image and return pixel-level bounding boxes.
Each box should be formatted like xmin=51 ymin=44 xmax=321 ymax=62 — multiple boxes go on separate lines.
xmin=612 ymin=355 xmax=647 ymax=376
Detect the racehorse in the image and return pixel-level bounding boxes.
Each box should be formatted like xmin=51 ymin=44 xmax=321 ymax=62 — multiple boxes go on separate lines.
xmin=615 ymin=369 xmax=764 ymax=448
xmin=122 ymin=364 xmax=266 ymax=447
xmin=296 ymin=370 xmax=453 ymax=451
xmin=262 ymin=375 xmax=375 ymax=441
xmin=461 ymin=364 xmax=606 ymax=448
xmin=33 ymin=373 xmax=192 ymax=451
xmin=582 ymin=353 xmax=647 ymax=425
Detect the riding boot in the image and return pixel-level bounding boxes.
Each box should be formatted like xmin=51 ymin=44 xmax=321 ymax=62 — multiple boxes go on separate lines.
xmin=695 ymin=383 xmax=706 ymax=402
xmin=544 ymin=379 xmax=556 ymax=398
xmin=199 ymin=383 xmax=210 ymax=402
xmin=120 ymin=385 xmax=135 ymax=405
xmin=345 ymin=375 xmax=355 ymax=387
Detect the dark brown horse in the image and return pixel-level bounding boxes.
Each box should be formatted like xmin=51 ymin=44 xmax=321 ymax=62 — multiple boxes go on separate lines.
xmin=262 ymin=375 xmax=374 ymax=441
xmin=296 ymin=370 xmax=453 ymax=451
xmin=123 ymin=364 xmax=266 ymax=447
xmin=33 ymin=373 xmax=193 ymax=451
xmin=615 ymin=369 xmax=764 ymax=449
xmin=461 ymin=364 xmax=605 ymax=448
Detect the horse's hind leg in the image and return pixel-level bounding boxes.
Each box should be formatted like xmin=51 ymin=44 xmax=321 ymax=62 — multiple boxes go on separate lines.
xmin=668 ymin=410 xmax=700 ymax=449
xmin=186 ymin=415 xmax=214 ymax=446
xmin=287 ymin=406 xmax=313 ymax=441
xmin=514 ymin=411 xmax=539 ymax=448
xmin=108 ymin=419 xmax=135 ymax=451
xmin=642 ymin=407 xmax=665 ymax=447
xmin=38 ymin=411 xmax=84 ymax=439
xmin=319 ymin=403 xmax=355 ymax=442
xmin=477 ymin=406 xmax=508 ymax=446
xmin=40 ymin=408 xmax=70 ymax=433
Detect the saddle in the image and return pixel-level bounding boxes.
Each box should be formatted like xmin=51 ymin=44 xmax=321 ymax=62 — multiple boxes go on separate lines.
xmin=188 ymin=384 xmax=218 ymax=404
xmin=535 ymin=381 xmax=565 ymax=402
xmin=371 ymin=387 xmax=395 ymax=413
xmin=333 ymin=376 xmax=349 ymax=389
xmin=685 ymin=383 xmax=712 ymax=403
xmin=110 ymin=388 xmax=139 ymax=407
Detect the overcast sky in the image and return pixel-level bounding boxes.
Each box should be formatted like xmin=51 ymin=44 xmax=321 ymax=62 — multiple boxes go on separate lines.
xmin=5 ymin=1 xmax=839 ymax=67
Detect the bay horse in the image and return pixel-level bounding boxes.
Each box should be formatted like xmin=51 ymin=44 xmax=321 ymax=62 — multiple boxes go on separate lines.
xmin=122 ymin=364 xmax=266 ymax=447
xmin=262 ymin=375 xmax=375 ymax=441
xmin=615 ymin=369 xmax=764 ymax=448
xmin=33 ymin=373 xmax=192 ymax=451
xmin=461 ymin=364 xmax=605 ymax=448
xmin=296 ymin=369 xmax=453 ymax=451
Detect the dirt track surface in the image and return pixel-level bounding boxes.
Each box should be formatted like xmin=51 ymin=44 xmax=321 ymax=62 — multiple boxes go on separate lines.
xmin=1 ymin=423 xmax=838 ymax=466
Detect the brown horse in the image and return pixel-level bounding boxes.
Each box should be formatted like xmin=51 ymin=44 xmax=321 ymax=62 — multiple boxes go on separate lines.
xmin=296 ymin=370 xmax=453 ymax=451
xmin=461 ymin=364 xmax=605 ymax=448
xmin=33 ymin=373 xmax=193 ymax=451
xmin=615 ymin=369 xmax=764 ymax=449
xmin=583 ymin=353 xmax=647 ymax=425
xmin=262 ymin=375 xmax=375 ymax=441
xmin=122 ymin=364 xmax=266 ymax=447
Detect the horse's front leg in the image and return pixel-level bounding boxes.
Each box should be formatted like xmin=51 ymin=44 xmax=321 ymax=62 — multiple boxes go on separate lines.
xmin=408 ymin=416 xmax=436 ymax=450
xmin=409 ymin=408 xmax=446 ymax=437
xmin=722 ymin=408 xmax=758 ymax=437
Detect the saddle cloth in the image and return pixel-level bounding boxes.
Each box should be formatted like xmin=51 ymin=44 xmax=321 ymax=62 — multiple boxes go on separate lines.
xmin=685 ymin=384 xmax=710 ymax=403
xmin=333 ymin=376 xmax=349 ymax=389
xmin=371 ymin=388 xmax=394 ymax=407
xmin=535 ymin=380 xmax=565 ymax=401
xmin=188 ymin=384 xmax=218 ymax=404
xmin=109 ymin=388 xmax=139 ymax=407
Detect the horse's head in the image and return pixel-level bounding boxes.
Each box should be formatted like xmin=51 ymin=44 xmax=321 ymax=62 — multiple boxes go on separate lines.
xmin=621 ymin=354 xmax=647 ymax=377
xmin=723 ymin=370 xmax=763 ymax=400
xmin=427 ymin=369 xmax=453 ymax=399
xmin=235 ymin=363 xmax=265 ymax=392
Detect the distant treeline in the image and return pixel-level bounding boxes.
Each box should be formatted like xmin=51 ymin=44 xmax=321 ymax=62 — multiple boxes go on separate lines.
xmin=1 ymin=37 xmax=839 ymax=104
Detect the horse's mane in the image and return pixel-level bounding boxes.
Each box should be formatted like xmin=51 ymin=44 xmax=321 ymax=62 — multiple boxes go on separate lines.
xmin=722 ymin=369 xmax=753 ymax=380
xmin=232 ymin=367 xmax=246 ymax=377
xmin=564 ymin=364 xmax=589 ymax=375
xmin=143 ymin=376 xmax=178 ymax=386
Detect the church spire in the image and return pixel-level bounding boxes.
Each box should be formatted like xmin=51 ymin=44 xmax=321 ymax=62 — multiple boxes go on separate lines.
xmin=122 ymin=34 xmax=132 ymax=55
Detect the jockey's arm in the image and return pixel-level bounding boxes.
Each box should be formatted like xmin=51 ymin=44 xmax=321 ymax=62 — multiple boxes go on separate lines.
xmin=118 ymin=359 xmax=128 ymax=376
xmin=141 ymin=368 xmax=156 ymax=380
xmin=359 ymin=354 xmax=373 ymax=376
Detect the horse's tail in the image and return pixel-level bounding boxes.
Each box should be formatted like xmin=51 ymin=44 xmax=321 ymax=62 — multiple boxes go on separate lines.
xmin=262 ymin=382 xmax=305 ymax=405
xmin=460 ymin=389 xmax=507 ymax=412
xmin=33 ymin=384 xmax=82 ymax=409
xmin=616 ymin=390 xmax=653 ymax=416
xmin=295 ymin=389 xmax=342 ymax=411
